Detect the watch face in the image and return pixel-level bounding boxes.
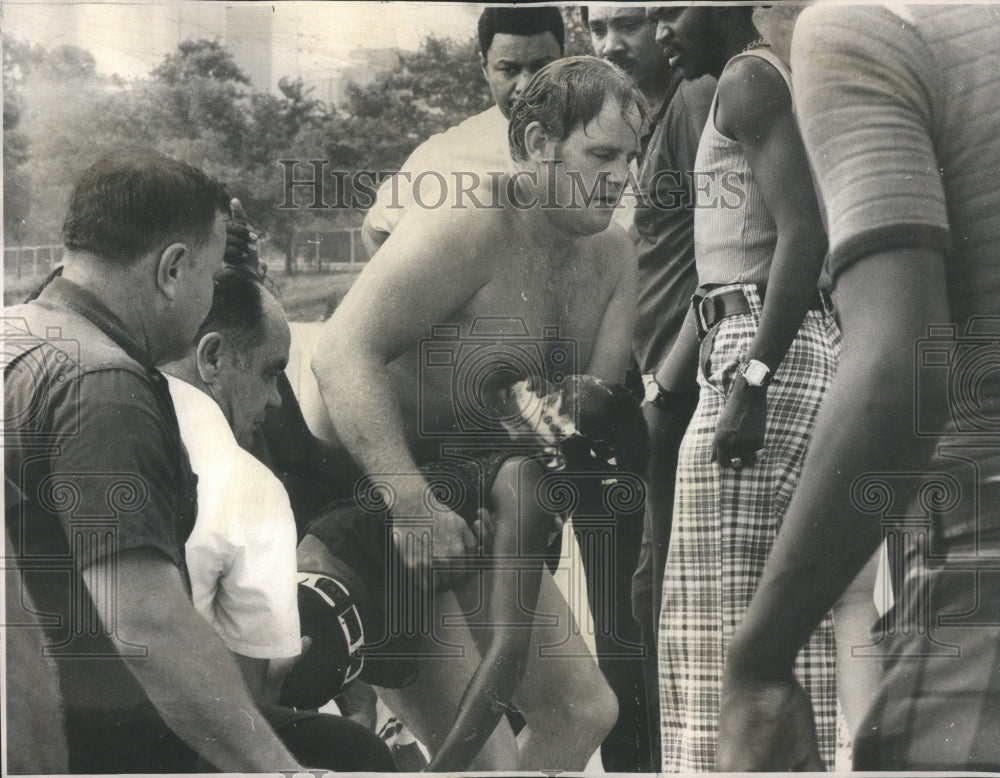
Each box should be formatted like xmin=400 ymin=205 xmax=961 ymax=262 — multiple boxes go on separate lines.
xmin=645 ymin=382 xmax=660 ymax=403
xmin=743 ymin=361 xmax=770 ymax=386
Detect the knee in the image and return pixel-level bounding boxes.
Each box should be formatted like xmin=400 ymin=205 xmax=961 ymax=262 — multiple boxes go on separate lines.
xmin=540 ymin=670 xmax=618 ymax=741
xmin=568 ymin=675 xmax=619 ymax=741
xmin=491 ymin=457 xmax=548 ymax=518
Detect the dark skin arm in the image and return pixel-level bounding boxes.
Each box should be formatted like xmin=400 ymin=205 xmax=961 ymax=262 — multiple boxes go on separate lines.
xmin=233 ymin=639 xmax=310 ymax=707
xmin=426 ymin=462 xmax=551 ymax=772
xmin=648 ymin=306 xmax=701 ymax=467
xmin=335 ymin=680 xmax=379 ymax=731
xmin=712 ymin=57 xmax=828 ymax=469
xmin=717 ymin=248 xmax=951 ymax=771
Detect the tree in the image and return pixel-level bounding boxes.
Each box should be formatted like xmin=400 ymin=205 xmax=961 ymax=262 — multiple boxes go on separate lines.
xmin=238 ymin=78 xmax=330 ymax=275
xmin=147 ymin=39 xmax=251 ymax=155
xmin=3 ymin=26 xmax=524 ymax=276
xmin=562 ymin=7 xmax=593 ymax=57
xmin=334 ymin=35 xmax=491 ymax=176
xmin=2 ymin=35 xmax=37 ymax=247
xmin=7 ymin=38 xmax=152 ymax=245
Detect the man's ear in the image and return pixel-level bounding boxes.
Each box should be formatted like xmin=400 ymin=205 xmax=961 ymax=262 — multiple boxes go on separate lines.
xmin=480 ymin=53 xmax=489 ymax=76
xmin=195 ymin=332 xmax=224 ymax=385
xmin=156 ymin=242 xmax=188 ymax=302
xmin=523 ymin=121 xmax=554 ymax=164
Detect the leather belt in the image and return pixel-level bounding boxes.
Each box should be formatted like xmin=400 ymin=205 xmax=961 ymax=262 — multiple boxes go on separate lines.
xmin=692 ymin=285 xmax=831 ymax=339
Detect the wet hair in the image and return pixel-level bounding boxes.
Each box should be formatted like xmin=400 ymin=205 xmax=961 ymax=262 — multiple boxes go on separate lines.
xmin=477 ymin=7 xmax=565 ymax=59
xmin=508 ymin=56 xmax=648 ymax=161
xmin=62 ymin=147 xmax=230 ymax=266
xmin=194 ymin=265 xmax=270 ymax=356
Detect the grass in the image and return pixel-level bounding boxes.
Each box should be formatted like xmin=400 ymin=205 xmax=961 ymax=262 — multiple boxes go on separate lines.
xmin=267 ymin=266 xmax=364 ymax=322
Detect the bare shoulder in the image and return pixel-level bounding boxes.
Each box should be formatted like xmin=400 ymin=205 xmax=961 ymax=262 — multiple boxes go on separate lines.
xmin=379 ymin=195 xmax=508 ymax=275
xmin=717 ymin=55 xmax=791 ymax=134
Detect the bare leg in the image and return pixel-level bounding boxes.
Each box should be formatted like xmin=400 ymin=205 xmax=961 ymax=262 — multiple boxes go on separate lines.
xmin=511 ymin=572 xmax=617 ymax=770
xmin=452 ymin=570 xmax=618 ymax=772
xmin=373 ymin=586 xmax=519 ymax=771
xmin=445 ymin=457 xmax=619 ymax=772
xmin=449 ymin=568 xmax=618 ymax=771
xmin=485 ymin=457 xmax=618 ymax=771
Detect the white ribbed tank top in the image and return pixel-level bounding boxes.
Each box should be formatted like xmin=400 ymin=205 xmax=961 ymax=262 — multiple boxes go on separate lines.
xmin=693 ymin=48 xmax=793 ymax=285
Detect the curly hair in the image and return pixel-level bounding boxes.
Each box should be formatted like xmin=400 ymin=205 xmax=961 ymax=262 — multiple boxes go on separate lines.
xmin=508 ymin=56 xmax=647 ymax=161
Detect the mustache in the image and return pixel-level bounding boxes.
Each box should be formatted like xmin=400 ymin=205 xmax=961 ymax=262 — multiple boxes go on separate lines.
xmin=605 ymin=54 xmax=637 ymax=70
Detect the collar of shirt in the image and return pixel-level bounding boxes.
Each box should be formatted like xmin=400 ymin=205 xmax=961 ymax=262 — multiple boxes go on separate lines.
xmin=164 ymin=374 xmax=241 ymax=464
xmin=34 ymin=275 xmax=160 ymax=373
xmin=642 ymin=69 xmax=686 ymax=156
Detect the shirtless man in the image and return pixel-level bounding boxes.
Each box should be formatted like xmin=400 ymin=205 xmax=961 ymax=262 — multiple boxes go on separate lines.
xmin=309 ymin=57 xmax=644 ymax=770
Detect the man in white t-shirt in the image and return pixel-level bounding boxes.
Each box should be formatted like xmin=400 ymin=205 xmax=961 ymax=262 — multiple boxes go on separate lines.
xmin=163 ymin=265 xmax=395 ymax=771
xmin=360 ymin=6 xmax=565 ymax=256
xmin=164 ymin=265 xmax=298 ymax=696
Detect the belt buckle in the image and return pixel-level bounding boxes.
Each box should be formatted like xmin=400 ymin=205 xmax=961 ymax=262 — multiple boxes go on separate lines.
xmin=692 ymin=294 xmax=707 ymax=339
xmin=818 ymin=288 xmax=833 ymax=315
xmin=693 ymin=293 xmax=718 ymax=339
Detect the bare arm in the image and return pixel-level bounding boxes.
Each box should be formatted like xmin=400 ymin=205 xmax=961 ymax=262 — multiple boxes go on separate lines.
xmin=653 ymin=305 xmax=700 ymax=394
xmin=233 ymin=654 xmax=269 ymax=703
xmin=585 ymin=231 xmax=639 ymax=384
xmin=717 ymin=248 xmax=951 ymax=770
xmin=335 ymin=680 xmax=378 ymax=731
xmin=360 ymin=208 xmax=390 ymax=259
xmin=426 ymin=462 xmax=551 ymax=772
xmin=312 ymin=209 xmax=490 ymax=563
xmin=233 ymin=650 xmax=306 ymax=707
xmin=718 ymin=58 xmax=828 ymax=374
xmin=361 ymin=137 xmax=439 ymax=258
xmin=84 ymin=548 xmax=302 ymax=772
xmin=711 ymin=58 xmax=829 ymax=467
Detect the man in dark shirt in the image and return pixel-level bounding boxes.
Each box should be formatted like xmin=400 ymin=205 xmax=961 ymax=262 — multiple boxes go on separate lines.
xmin=585 ymin=6 xmax=715 ymax=769
xmin=4 ymin=148 xmax=306 ymax=773
xmin=717 ymin=4 xmax=1000 ymax=771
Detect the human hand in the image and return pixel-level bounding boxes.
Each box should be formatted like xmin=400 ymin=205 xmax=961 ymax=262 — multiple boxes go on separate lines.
xmin=717 ymin=669 xmax=825 ymax=771
xmin=225 ymin=197 xmax=264 ymax=274
xmin=712 ymin=373 xmax=766 ymax=470
xmin=390 ymin=484 xmax=478 ymax=583
xmin=334 ymin=680 xmax=378 ymax=731
xmin=471 ymin=507 xmax=495 ymax=553
xmin=643 ymin=394 xmax=696 ymax=458
xmin=263 ymin=636 xmax=311 ymax=705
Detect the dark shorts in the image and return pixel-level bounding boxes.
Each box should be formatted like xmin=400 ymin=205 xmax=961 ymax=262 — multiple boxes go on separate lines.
xmin=305 ymin=448 xmax=533 ymax=688
xmin=64 ymin=705 xmax=196 ymax=774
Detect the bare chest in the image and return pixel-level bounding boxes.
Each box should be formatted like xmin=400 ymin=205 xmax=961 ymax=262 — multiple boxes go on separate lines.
xmin=470 ymin=244 xmax=615 ymax=348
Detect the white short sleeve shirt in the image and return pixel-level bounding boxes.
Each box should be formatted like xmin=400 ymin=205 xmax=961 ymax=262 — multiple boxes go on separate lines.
xmin=168 ymin=375 xmax=301 ymax=659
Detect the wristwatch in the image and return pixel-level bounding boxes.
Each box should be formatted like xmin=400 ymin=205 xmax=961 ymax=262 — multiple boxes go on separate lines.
xmin=739 ymin=359 xmax=772 ymax=388
xmin=643 ymin=374 xmax=676 ymax=410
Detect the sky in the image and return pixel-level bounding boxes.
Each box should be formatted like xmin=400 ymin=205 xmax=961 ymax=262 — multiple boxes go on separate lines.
xmin=1 ymin=2 xmax=483 ymax=83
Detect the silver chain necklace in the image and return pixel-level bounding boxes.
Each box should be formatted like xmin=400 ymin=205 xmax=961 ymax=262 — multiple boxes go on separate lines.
xmin=741 ymin=38 xmax=771 ymax=53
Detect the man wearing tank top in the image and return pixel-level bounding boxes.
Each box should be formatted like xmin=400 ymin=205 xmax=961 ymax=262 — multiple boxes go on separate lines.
xmin=646 ymin=7 xmax=838 ymax=770
xmin=718 ymin=4 xmax=1000 ymax=771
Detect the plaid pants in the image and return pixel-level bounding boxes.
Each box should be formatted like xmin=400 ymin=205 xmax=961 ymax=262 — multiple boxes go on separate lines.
xmin=658 ymin=285 xmax=840 ymax=771
xmin=854 ymin=439 xmax=1000 ymax=771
